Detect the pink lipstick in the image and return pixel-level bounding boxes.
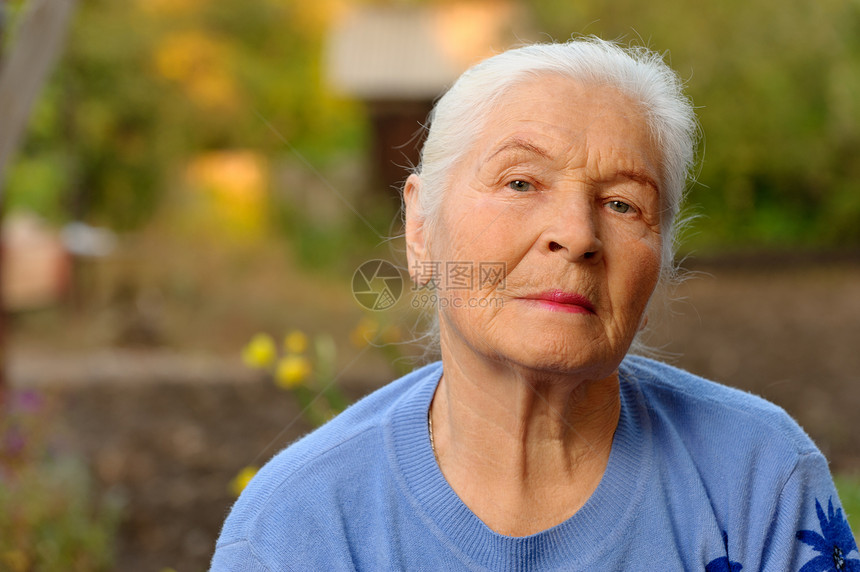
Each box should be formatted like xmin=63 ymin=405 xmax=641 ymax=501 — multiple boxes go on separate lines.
xmin=521 ymin=290 xmax=595 ymax=314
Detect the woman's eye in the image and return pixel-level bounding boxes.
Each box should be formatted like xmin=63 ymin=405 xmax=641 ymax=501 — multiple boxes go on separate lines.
xmin=507 ymin=180 xmax=532 ymax=192
xmin=607 ymin=200 xmax=632 ymax=213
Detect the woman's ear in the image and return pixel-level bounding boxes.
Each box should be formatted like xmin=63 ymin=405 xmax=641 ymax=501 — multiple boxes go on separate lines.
xmin=403 ymin=174 xmax=429 ymax=284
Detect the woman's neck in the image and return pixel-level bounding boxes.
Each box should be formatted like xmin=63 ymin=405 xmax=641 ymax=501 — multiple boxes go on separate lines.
xmin=431 ymin=340 xmax=621 ymax=536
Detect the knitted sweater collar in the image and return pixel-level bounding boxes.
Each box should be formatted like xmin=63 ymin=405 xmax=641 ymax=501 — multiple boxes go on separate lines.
xmin=385 ymin=361 xmax=651 ymax=571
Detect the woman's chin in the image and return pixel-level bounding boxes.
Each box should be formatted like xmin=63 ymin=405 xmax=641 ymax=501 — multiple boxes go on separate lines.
xmin=482 ymin=334 xmax=627 ymax=382
xmin=512 ymin=354 xmax=622 ymax=383
xmin=439 ymin=296 xmax=634 ymax=381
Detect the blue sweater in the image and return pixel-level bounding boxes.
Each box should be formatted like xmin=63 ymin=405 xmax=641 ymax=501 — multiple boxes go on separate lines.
xmin=210 ymin=357 xmax=858 ymax=571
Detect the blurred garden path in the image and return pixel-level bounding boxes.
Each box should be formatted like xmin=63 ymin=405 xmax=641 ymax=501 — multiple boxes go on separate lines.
xmin=8 ymin=254 xmax=860 ymax=572
xmin=10 ymin=347 xmax=253 ymax=387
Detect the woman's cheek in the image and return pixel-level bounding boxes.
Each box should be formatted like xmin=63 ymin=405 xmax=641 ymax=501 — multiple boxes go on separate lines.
xmin=605 ymin=212 xmax=662 ymax=251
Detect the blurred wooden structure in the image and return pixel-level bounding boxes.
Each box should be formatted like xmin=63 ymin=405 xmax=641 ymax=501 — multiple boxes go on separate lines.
xmin=325 ymin=1 xmax=532 ymax=193
xmin=2 ymin=213 xmax=71 ymax=311
xmin=0 ymin=0 xmax=77 ymax=397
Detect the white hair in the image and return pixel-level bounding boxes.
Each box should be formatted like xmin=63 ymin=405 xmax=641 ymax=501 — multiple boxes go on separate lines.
xmin=410 ymin=37 xmax=699 ymax=280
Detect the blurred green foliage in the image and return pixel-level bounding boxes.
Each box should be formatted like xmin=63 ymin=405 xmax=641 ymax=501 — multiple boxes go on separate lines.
xmin=5 ymin=0 xmax=367 ymax=231
xmin=4 ymin=0 xmax=859 ymax=251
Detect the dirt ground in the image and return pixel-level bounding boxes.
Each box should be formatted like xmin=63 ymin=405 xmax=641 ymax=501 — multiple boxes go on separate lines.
xmin=10 ymin=254 xmax=860 ymax=572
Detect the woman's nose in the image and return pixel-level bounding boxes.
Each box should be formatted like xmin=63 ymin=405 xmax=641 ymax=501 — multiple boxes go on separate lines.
xmin=542 ymin=200 xmax=603 ymax=263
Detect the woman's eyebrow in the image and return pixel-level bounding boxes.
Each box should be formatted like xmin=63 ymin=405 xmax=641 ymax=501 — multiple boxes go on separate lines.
xmin=484 ymin=140 xmax=660 ymax=192
xmin=485 ymin=138 xmax=553 ymax=163
xmin=616 ymin=169 xmax=660 ymax=194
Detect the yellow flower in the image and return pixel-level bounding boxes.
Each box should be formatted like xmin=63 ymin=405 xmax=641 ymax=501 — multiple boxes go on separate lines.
xmin=275 ymin=355 xmax=312 ymax=389
xmin=230 ymin=466 xmax=258 ymax=496
xmin=241 ymin=333 xmax=276 ymax=369
xmin=284 ymin=330 xmax=308 ymax=354
xmin=349 ymin=317 xmax=379 ymax=347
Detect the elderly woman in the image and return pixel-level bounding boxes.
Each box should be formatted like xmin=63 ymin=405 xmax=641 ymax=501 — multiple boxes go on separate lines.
xmin=211 ymin=39 xmax=857 ymax=570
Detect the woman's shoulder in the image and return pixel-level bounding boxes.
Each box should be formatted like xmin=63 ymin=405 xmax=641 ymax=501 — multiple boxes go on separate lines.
xmin=617 ymin=357 xmax=852 ymax=572
xmin=214 ymin=361 xmax=442 ymax=556
xmin=259 ymin=360 xmax=440 ymax=482
xmin=620 ymin=355 xmax=818 ymax=457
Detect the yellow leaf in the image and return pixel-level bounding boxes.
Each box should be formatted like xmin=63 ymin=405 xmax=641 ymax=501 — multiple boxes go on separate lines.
xmin=2 ymin=550 xmax=29 ymax=572
xmin=152 ymin=30 xmax=239 ymax=110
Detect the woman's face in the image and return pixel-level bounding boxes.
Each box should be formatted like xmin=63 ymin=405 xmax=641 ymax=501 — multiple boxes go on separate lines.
xmin=407 ymin=75 xmax=664 ymax=380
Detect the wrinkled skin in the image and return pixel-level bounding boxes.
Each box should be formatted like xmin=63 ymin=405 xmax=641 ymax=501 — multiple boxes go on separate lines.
xmin=403 ymin=74 xmax=665 ymax=536
xmin=406 ymin=74 xmax=663 ymax=384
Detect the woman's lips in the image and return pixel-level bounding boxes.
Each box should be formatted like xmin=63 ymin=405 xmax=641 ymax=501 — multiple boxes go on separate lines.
xmin=520 ymin=290 xmax=596 ymax=314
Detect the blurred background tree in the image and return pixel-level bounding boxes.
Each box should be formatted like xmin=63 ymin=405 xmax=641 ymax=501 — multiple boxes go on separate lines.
xmin=1 ymin=0 xmax=857 ymax=358
xmin=3 ymin=1 xmax=859 ymax=569
xmin=6 ymin=0 xmax=367 ymax=229
xmin=1 ymin=0 xmax=858 ymax=365
xmin=4 ymin=0 xmax=859 ymax=262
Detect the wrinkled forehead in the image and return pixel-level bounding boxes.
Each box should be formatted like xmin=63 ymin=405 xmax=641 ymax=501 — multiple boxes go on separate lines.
xmin=460 ymin=74 xmax=662 ymax=187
